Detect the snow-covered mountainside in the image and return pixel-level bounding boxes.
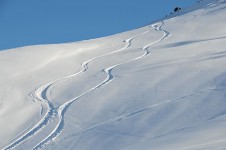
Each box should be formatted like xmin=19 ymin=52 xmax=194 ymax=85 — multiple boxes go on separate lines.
xmin=1 ymin=0 xmax=226 ymax=149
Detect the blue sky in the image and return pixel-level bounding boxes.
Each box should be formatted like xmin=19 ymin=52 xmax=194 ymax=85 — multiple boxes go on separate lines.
xmin=0 ymin=0 xmax=197 ymax=50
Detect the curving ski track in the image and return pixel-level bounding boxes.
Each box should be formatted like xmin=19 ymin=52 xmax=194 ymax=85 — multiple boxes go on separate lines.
xmin=2 ymin=25 xmax=153 ymax=150
xmin=33 ymin=21 xmax=170 ymax=150
xmin=3 ymin=21 xmax=170 ymax=150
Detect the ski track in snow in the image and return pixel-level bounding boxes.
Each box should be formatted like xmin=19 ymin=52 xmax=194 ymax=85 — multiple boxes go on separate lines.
xmin=3 ymin=21 xmax=169 ymax=150
xmin=2 ymin=24 xmax=153 ymax=150
xmin=32 ymin=21 xmax=170 ymax=150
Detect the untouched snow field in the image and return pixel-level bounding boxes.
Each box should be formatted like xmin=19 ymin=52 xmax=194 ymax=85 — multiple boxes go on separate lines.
xmin=1 ymin=0 xmax=226 ymax=149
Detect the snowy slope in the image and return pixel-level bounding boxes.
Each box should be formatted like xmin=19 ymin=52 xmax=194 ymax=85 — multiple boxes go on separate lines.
xmin=1 ymin=0 xmax=226 ymax=149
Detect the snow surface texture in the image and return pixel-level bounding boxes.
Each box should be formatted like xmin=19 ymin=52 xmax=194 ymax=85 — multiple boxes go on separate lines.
xmin=1 ymin=0 xmax=226 ymax=149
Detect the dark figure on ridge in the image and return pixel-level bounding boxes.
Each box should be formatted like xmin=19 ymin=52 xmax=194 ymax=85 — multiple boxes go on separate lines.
xmin=174 ymin=7 xmax=181 ymax=12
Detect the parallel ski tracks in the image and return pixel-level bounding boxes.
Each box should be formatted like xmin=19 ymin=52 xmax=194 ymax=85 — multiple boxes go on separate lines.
xmin=3 ymin=21 xmax=170 ymax=150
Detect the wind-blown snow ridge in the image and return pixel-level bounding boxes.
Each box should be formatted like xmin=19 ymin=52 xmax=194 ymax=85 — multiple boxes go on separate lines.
xmin=32 ymin=21 xmax=170 ymax=150
xmin=2 ymin=24 xmax=155 ymax=150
